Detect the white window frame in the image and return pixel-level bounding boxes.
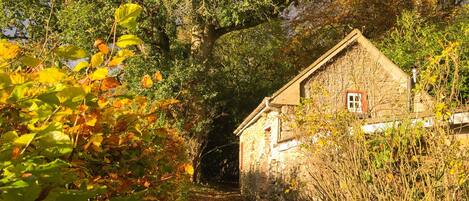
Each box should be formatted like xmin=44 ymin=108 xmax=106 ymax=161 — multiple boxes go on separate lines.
xmin=347 ymin=92 xmax=363 ymax=113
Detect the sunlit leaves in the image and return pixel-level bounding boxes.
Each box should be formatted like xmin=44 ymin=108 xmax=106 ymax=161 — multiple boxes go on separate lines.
xmin=109 ymin=49 xmax=134 ymax=67
xmin=89 ymin=68 xmax=108 ymax=81
xmin=74 ymin=61 xmax=89 ymax=72
xmin=84 ymin=134 xmax=103 ymax=151
xmin=38 ymin=68 xmax=66 ymax=83
xmin=55 ymin=45 xmax=87 ymax=60
xmin=0 ymin=40 xmax=20 ymax=60
xmin=13 ymin=133 xmax=36 ymax=146
xmin=141 ymin=74 xmax=153 ymax=88
xmin=0 ymin=2 xmax=191 ymax=200
xmin=9 ymin=82 xmax=34 ymax=101
xmin=115 ymin=3 xmax=142 ymax=30
xmin=85 ymin=115 xmax=97 ymax=127
xmin=91 ymin=52 xmax=104 ymax=68
xmin=116 ymin=34 xmax=143 ymax=48
xmin=97 ymin=97 xmax=109 ymax=108
xmin=9 ymin=73 xmax=25 ymax=84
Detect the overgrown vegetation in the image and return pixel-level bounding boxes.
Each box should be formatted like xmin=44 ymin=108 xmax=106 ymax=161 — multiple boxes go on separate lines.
xmin=0 ymin=4 xmax=192 ymax=200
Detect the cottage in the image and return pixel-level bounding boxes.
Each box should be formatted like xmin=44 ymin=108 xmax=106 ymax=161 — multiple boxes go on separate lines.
xmin=234 ymin=29 xmax=469 ymax=199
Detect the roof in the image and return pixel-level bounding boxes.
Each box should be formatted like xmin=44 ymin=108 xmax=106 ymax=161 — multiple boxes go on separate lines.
xmin=234 ymin=29 xmax=410 ymax=135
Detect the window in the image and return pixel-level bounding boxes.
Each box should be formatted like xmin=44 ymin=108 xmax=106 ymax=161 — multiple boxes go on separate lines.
xmin=346 ymin=90 xmax=367 ymax=113
xmin=347 ymin=92 xmax=362 ymax=112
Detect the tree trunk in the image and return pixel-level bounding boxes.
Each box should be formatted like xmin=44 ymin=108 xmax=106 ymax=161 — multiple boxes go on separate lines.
xmin=190 ymin=22 xmax=218 ymax=62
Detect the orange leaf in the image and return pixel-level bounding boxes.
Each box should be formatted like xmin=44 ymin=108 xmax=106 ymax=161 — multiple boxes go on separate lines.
xmin=94 ymin=39 xmax=109 ymax=54
xmin=98 ymin=43 xmax=109 ymax=54
xmin=101 ymin=77 xmax=120 ymax=90
xmin=11 ymin=146 xmax=20 ymax=159
xmin=141 ymin=74 xmax=153 ymax=88
xmin=113 ymin=98 xmax=131 ymax=108
xmin=21 ymin=173 xmax=32 ymax=178
xmin=154 ymin=70 xmax=163 ymax=82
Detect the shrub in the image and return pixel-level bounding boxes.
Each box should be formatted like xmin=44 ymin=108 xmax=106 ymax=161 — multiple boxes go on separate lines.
xmin=0 ymin=3 xmax=191 ymax=201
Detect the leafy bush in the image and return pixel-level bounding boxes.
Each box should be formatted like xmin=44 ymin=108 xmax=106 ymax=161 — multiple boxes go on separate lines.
xmin=0 ymin=3 xmax=191 ymax=201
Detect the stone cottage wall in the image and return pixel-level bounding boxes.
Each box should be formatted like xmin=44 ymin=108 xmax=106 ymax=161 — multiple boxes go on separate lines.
xmin=301 ymin=42 xmax=411 ymax=119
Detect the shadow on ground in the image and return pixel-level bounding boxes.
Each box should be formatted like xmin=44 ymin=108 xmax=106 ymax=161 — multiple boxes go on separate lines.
xmin=189 ymin=184 xmax=244 ymax=201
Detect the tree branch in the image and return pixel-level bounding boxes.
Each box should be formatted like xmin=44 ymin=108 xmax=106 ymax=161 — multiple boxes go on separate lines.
xmin=214 ymin=0 xmax=293 ymax=37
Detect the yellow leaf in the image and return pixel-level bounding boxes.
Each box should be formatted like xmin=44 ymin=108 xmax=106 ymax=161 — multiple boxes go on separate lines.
xmin=56 ymin=45 xmax=87 ymax=60
xmin=108 ymin=56 xmax=126 ymax=67
xmin=90 ymin=134 xmax=103 ymax=147
xmin=74 ymin=61 xmax=89 ymax=72
xmin=38 ymin=68 xmax=66 ymax=83
xmin=116 ymin=34 xmax=143 ymax=48
xmin=98 ymin=97 xmax=109 ymax=109
xmin=141 ymin=74 xmax=153 ymax=88
xmin=154 ymin=70 xmax=163 ymax=82
xmin=115 ymin=3 xmax=142 ymax=29
xmin=117 ymin=49 xmax=134 ymax=57
xmin=89 ymin=68 xmax=108 ymax=81
xmin=84 ymin=134 xmax=103 ymax=150
xmin=0 ymin=40 xmax=21 ymax=60
xmin=86 ymin=116 xmax=97 ymax=126
xmin=82 ymin=85 xmax=91 ymax=94
xmin=91 ymin=52 xmax=104 ymax=68
xmin=184 ymin=164 xmax=194 ymax=176
xmin=10 ymin=73 xmax=25 ymax=84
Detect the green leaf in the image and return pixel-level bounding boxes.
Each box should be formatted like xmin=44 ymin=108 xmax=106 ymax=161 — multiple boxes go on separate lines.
xmin=55 ymin=45 xmax=87 ymax=60
xmin=0 ymin=73 xmax=11 ymax=89
xmin=14 ymin=133 xmax=36 ymax=146
xmin=115 ymin=3 xmax=142 ymax=30
xmin=19 ymin=55 xmax=42 ymax=67
xmin=56 ymin=87 xmax=85 ymax=103
xmin=0 ymin=131 xmax=18 ymax=143
xmin=9 ymin=82 xmax=34 ymax=101
xmin=116 ymin=34 xmax=143 ymax=48
xmin=73 ymin=61 xmax=89 ymax=72
xmin=38 ymin=131 xmax=73 ymax=157
xmin=89 ymin=68 xmax=108 ymax=81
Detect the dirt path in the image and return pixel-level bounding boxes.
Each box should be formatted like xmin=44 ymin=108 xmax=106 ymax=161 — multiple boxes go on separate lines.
xmin=189 ymin=185 xmax=244 ymax=201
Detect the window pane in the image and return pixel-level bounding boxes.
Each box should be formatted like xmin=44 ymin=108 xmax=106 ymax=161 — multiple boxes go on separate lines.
xmin=349 ymin=95 xmax=353 ymax=101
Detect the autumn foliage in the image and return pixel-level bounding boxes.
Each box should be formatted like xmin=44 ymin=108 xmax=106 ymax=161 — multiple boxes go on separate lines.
xmin=0 ymin=3 xmax=191 ymax=201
